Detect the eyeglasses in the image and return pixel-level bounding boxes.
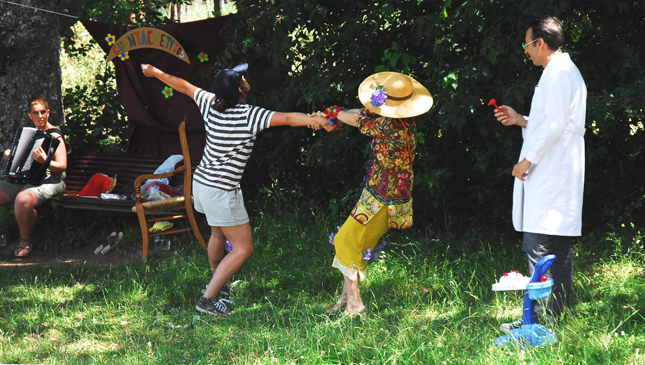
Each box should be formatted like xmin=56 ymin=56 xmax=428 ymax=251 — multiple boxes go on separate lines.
xmin=31 ymin=110 xmax=48 ymax=116
xmin=522 ymin=39 xmax=538 ymax=50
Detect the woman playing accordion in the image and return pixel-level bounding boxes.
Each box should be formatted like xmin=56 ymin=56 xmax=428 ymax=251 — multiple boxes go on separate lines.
xmin=0 ymin=96 xmax=67 ymax=257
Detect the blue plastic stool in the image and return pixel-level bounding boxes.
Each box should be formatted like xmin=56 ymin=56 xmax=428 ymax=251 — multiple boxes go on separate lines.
xmin=494 ymin=254 xmax=559 ymax=348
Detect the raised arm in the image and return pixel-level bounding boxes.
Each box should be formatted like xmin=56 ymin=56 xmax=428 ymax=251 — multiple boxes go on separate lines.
xmin=141 ymin=64 xmax=198 ymax=99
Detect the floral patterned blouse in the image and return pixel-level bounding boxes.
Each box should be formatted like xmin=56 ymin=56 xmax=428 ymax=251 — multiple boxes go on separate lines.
xmin=350 ymin=109 xmax=417 ymax=229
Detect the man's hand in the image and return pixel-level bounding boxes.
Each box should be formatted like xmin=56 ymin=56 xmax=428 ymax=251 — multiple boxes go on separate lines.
xmin=32 ymin=147 xmax=47 ymax=164
xmin=496 ymin=105 xmax=527 ymax=128
xmin=141 ymin=64 xmax=159 ymax=77
xmin=512 ymin=158 xmax=532 ymax=181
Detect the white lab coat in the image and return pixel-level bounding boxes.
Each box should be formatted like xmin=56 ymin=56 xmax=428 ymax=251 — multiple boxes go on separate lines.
xmin=513 ymin=53 xmax=587 ymax=236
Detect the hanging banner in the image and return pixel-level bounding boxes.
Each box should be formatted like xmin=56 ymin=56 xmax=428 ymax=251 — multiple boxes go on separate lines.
xmin=106 ymin=27 xmax=189 ymax=64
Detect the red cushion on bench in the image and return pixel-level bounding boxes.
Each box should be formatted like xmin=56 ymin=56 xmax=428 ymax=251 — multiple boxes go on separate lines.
xmin=76 ymin=173 xmax=116 ymax=197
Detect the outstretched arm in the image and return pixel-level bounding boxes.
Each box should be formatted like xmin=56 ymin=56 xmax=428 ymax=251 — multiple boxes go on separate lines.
xmin=141 ymin=64 xmax=198 ymax=99
xmin=309 ymin=108 xmax=362 ymax=132
xmin=335 ymin=110 xmax=361 ymax=127
xmin=270 ymin=112 xmax=328 ymax=128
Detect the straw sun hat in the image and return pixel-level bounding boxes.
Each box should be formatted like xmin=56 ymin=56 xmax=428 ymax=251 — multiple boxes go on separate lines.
xmin=358 ymin=72 xmax=433 ymax=118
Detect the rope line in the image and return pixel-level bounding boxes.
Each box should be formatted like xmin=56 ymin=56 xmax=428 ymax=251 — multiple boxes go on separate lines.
xmin=0 ymin=0 xmax=78 ymax=19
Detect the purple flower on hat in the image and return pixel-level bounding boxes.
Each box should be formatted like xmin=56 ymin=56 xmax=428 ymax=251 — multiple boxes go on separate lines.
xmin=370 ymin=86 xmax=387 ymax=107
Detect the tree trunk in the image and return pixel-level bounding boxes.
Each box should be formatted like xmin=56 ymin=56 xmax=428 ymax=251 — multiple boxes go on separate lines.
xmin=0 ymin=0 xmax=63 ymax=151
xmin=213 ymin=0 xmax=221 ymax=17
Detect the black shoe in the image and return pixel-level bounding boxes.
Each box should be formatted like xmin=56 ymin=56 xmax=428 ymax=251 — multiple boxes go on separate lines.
xmin=499 ymin=318 xmax=523 ymax=334
xmin=196 ymin=296 xmax=234 ymax=316
xmin=219 ymin=281 xmax=234 ymax=298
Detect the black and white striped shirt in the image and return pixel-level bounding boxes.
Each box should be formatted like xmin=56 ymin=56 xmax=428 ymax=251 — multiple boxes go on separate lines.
xmin=193 ymin=88 xmax=274 ymax=190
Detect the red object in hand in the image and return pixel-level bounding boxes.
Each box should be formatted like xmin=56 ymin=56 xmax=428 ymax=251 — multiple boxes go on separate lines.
xmin=488 ymin=98 xmax=505 ymax=115
xmin=540 ymin=275 xmax=548 ymax=282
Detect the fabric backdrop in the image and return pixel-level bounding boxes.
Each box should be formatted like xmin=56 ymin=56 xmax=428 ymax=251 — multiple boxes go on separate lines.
xmin=82 ymin=16 xmax=234 ymax=159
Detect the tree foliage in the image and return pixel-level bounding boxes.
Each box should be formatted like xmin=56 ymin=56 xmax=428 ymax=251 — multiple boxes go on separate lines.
xmin=216 ymin=0 xmax=644 ymax=234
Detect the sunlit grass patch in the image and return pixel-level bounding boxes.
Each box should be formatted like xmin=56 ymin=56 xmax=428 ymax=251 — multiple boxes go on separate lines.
xmin=0 ymin=213 xmax=643 ymax=364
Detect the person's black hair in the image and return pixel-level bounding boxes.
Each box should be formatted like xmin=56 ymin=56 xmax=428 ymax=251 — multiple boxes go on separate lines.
xmin=212 ymin=97 xmax=235 ymax=112
xmin=527 ymin=16 xmax=565 ymax=52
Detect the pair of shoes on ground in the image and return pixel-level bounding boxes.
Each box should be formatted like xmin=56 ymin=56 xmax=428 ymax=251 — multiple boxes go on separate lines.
xmin=14 ymin=238 xmax=34 ymax=258
xmin=93 ymin=232 xmax=124 ymax=255
xmin=202 ymin=281 xmax=234 ymax=298
xmin=196 ymin=296 xmax=234 ymax=316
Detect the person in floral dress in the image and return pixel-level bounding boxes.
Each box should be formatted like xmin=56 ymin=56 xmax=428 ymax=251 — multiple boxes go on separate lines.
xmin=315 ymin=72 xmax=433 ymax=317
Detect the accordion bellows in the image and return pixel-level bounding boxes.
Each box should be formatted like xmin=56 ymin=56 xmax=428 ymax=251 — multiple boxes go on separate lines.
xmin=76 ymin=173 xmax=116 ymax=197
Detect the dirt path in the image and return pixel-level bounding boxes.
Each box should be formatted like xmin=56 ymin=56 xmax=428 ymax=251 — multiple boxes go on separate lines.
xmin=0 ymin=240 xmax=144 ymax=270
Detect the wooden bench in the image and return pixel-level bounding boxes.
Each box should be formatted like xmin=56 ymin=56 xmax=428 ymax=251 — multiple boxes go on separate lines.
xmin=50 ymin=153 xmax=167 ymax=212
xmin=50 ymin=132 xmax=206 ymax=261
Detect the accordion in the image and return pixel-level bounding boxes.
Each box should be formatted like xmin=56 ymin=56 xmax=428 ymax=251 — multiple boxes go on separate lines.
xmin=3 ymin=127 xmax=60 ymax=185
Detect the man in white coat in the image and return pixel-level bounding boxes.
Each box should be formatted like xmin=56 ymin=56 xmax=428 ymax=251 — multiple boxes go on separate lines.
xmin=494 ymin=16 xmax=586 ymax=333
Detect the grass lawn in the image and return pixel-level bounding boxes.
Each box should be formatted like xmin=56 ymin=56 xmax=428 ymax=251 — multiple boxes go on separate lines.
xmin=0 ymin=212 xmax=643 ymax=364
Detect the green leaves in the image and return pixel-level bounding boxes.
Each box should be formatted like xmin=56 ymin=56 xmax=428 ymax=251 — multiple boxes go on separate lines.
xmin=442 ymin=72 xmax=458 ymax=90
xmin=212 ymin=0 xmax=645 ymax=233
xmin=375 ymin=42 xmax=417 ymax=73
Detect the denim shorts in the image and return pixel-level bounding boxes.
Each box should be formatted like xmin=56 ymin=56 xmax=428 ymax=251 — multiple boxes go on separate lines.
xmin=193 ymin=181 xmax=249 ymax=227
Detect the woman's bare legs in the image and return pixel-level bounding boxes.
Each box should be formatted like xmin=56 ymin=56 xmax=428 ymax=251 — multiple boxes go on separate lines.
xmin=207 ymin=226 xmax=227 ymax=275
xmin=203 ymin=223 xmax=253 ymax=298
xmin=326 ymin=282 xmax=348 ymax=314
xmin=11 ymin=190 xmax=38 ymax=256
xmin=343 ymin=272 xmax=365 ymax=313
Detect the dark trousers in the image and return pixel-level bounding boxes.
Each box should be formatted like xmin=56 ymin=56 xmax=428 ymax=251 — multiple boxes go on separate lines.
xmin=523 ymin=232 xmax=573 ymax=321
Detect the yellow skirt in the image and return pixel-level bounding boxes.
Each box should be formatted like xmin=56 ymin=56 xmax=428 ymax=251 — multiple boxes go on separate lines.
xmin=332 ymin=206 xmax=389 ymax=281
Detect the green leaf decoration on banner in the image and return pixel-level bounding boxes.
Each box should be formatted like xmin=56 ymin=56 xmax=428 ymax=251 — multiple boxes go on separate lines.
xmin=163 ymin=86 xmax=174 ymax=98
xmin=198 ymin=52 xmax=209 ymax=62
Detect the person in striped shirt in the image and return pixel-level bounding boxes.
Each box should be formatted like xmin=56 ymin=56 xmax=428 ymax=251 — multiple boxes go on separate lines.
xmin=141 ymin=62 xmax=328 ymax=316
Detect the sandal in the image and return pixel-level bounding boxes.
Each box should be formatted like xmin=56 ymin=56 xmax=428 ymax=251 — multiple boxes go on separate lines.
xmin=343 ymin=306 xmax=367 ymax=319
xmin=100 ymin=232 xmax=123 ymax=255
xmin=14 ymin=238 xmax=33 ymax=257
xmin=325 ymin=300 xmax=347 ymax=314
